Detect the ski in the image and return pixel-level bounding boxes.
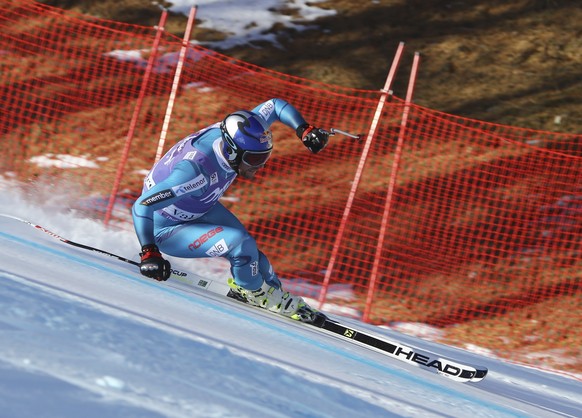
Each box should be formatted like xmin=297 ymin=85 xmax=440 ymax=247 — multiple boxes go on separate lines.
xmin=317 ymin=319 xmax=487 ymax=383
xmin=170 ymin=271 xmax=488 ymax=383
xmin=3 ymin=214 xmax=488 ymax=383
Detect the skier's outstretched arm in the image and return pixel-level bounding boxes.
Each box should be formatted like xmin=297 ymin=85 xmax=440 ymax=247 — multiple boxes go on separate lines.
xmin=252 ymin=98 xmax=329 ymax=153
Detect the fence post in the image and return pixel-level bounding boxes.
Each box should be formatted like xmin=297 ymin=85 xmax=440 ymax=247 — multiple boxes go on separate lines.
xmin=154 ymin=6 xmax=198 ymax=164
xmin=317 ymin=42 xmax=406 ymax=309
xmin=362 ymin=52 xmax=421 ymax=322
xmin=103 ymin=10 xmax=168 ymax=226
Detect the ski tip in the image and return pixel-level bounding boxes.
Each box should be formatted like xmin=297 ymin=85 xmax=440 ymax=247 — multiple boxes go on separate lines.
xmin=471 ymin=368 xmax=488 ymax=382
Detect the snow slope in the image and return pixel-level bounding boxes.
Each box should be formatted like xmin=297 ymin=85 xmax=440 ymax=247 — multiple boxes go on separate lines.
xmin=0 ymin=191 xmax=580 ymax=418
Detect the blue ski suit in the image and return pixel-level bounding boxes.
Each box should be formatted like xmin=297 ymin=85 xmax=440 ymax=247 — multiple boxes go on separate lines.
xmin=132 ymin=99 xmax=309 ymax=291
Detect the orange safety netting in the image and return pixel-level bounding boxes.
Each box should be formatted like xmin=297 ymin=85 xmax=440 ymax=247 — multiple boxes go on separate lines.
xmin=1 ymin=0 xmax=581 ymax=363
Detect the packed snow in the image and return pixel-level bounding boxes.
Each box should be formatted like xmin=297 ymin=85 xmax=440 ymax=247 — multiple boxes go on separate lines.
xmin=169 ymin=0 xmax=336 ymax=49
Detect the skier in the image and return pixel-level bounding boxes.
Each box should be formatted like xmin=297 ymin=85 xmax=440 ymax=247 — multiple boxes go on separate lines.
xmin=132 ymin=98 xmax=329 ymax=321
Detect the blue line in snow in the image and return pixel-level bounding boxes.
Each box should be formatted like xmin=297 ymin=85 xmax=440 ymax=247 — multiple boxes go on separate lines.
xmin=0 ymin=230 xmax=523 ymax=417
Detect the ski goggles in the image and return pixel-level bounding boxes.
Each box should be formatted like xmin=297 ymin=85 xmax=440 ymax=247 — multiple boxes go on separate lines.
xmin=241 ymin=149 xmax=272 ymax=168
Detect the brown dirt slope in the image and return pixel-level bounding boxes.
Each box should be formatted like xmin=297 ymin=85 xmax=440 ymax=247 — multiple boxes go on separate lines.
xmin=41 ymin=0 xmax=581 ymax=134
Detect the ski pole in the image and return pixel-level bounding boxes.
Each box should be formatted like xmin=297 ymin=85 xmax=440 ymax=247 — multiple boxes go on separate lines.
xmin=328 ymin=128 xmax=363 ymax=140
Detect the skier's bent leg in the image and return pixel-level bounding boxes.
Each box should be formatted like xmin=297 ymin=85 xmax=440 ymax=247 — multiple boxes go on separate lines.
xmin=155 ymin=220 xmax=309 ymax=319
xmin=227 ymin=236 xmax=307 ymax=318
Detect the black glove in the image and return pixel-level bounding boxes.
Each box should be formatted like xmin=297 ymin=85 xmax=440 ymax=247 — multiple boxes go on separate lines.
xmin=296 ymin=124 xmax=329 ymax=154
xmin=139 ymin=244 xmax=171 ymax=281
